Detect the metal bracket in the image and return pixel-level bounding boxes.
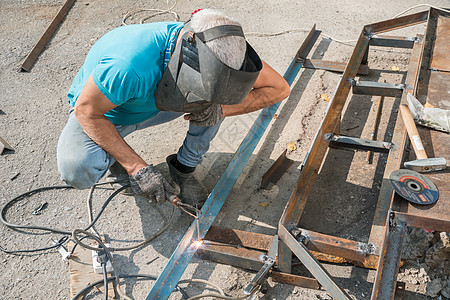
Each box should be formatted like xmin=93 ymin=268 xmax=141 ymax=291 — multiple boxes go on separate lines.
xmin=325 ymin=134 xmax=393 ymax=153
xmin=244 ymin=256 xmax=275 ymax=295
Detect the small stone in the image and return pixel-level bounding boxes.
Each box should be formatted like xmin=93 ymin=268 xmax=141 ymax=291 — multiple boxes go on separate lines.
xmin=442 ymin=282 xmax=450 ymax=298
xmin=410 ymin=278 xmax=418 ymax=285
xmin=426 ymin=278 xmax=443 ymax=297
xmin=410 ymin=268 xmax=419 ymax=275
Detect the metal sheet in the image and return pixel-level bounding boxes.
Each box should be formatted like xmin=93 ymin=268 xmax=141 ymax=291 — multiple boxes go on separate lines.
xmin=279 ymin=225 xmax=351 ymax=300
xmin=145 ymin=26 xmax=319 ymax=299
xmin=419 ymin=71 xmax=450 ymax=110
xmin=430 ymin=16 xmax=450 ymax=71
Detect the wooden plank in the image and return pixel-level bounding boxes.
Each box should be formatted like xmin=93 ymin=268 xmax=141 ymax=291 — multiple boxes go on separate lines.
xmin=20 ymin=0 xmax=76 ymax=71
xmin=68 ymin=241 xmax=116 ymax=298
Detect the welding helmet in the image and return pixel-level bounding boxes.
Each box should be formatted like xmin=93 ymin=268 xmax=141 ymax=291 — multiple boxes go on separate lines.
xmin=155 ymin=20 xmax=263 ymax=113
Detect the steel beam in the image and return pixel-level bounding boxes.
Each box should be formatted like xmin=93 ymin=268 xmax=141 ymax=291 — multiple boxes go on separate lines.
xmin=370 ymin=35 xmax=416 ymax=48
xmin=145 ymin=26 xmax=319 ymax=300
xmin=352 ymin=81 xmax=406 ymax=98
xmin=327 ymin=134 xmax=392 ymax=153
xmin=364 ymin=10 xmax=428 ymax=34
xmin=395 ymin=211 xmax=450 ymax=233
xmin=371 ymin=212 xmax=407 ymax=300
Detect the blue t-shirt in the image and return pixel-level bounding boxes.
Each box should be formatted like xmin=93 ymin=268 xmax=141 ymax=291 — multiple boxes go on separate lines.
xmin=67 ymin=22 xmax=184 ymax=125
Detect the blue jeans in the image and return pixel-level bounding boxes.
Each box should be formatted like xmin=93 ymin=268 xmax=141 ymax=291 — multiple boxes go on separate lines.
xmin=57 ymin=110 xmax=222 ymax=189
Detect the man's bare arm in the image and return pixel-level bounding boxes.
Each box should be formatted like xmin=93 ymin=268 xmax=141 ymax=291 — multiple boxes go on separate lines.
xmin=222 ymin=60 xmax=290 ymax=117
xmin=74 ymin=75 xmax=147 ymax=175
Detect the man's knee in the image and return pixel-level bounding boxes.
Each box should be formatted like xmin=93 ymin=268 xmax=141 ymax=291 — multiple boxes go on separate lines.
xmin=58 ymin=156 xmax=94 ymax=189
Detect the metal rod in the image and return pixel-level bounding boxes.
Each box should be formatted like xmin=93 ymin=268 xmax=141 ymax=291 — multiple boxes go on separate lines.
xmin=367 ymin=96 xmax=385 ymax=164
xmin=145 ymin=26 xmax=319 ymax=299
xmin=279 ymin=225 xmax=351 ymax=299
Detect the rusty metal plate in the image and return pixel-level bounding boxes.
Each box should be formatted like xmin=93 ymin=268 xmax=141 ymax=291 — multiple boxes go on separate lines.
xmin=418 ymin=71 xmax=450 ymax=110
xmin=430 ymin=16 xmax=450 ymax=72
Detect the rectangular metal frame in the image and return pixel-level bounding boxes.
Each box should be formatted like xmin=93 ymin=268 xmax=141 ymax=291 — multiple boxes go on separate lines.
xmin=277 ymin=7 xmax=449 ymax=300
xmin=145 ymin=9 xmax=449 ymax=300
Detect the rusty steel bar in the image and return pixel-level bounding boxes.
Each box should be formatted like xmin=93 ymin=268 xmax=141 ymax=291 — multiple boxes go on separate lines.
xmin=371 ymin=212 xmax=407 ymax=300
xmin=300 ymin=228 xmax=379 ymax=268
xmin=270 ymin=271 xmax=320 ymax=290
xmin=204 ymin=226 xmax=273 ymax=252
xmin=20 ymin=0 xmax=76 ymax=71
xmin=364 ymin=10 xmax=429 ymax=34
xmin=278 ymin=29 xmax=370 ymax=273
xmin=395 ymin=211 xmax=450 ymax=233
xmin=197 ymin=241 xmax=266 ymax=271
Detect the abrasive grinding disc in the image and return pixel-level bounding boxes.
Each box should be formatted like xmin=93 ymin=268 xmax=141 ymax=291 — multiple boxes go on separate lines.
xmin=389 ymin=169 xmax=439 ymax=205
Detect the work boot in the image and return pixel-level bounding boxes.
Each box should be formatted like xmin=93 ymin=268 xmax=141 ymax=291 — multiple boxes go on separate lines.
xmin=166 ymin=154 xmax=208 ymax=208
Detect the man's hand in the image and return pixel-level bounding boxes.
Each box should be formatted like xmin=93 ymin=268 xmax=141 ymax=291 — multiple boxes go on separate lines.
xmin=129 ymin=165 xmax=177 ymax=203
xmin=184 ymin=104 xmax=223 ymax=127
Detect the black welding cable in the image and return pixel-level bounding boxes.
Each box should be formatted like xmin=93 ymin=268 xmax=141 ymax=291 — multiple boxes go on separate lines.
xmin=102 ymin=263 xmax=109 ymax=300
xmin=0 ymin=235 xmax=68 ymax=254
xmin=0 ymin=182 xmax=128 ymax=253
xmin=70 ymin=274 xmax=189 ymax=300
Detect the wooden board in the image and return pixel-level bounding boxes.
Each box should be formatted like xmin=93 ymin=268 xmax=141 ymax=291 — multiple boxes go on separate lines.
xmin=68 ymin=241 xmax=116 ymax=299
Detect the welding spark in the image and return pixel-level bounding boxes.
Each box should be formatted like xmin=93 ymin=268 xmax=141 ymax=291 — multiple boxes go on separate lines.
xmin=191 ymin=240 xmax=204 ymax=248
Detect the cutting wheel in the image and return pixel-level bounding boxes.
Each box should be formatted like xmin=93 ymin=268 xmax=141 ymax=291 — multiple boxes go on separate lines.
xmin=389 ymin=169 xmax=439 ymax=205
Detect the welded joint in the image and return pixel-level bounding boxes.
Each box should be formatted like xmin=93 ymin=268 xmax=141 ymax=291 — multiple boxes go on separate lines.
xmin=388 ymin=210 xmax=407 ymax=230
xmin=357 ymin=242 xmax=379 ymax=256
xmin=287 ymin=225 xmax=309 ymax=245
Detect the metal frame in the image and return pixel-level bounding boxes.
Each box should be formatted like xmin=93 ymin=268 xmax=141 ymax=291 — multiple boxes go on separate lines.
xmin=278 ymin=7 xmax=449 ymax=300
xmin=145 ymin=8 xmax=450 ymax=300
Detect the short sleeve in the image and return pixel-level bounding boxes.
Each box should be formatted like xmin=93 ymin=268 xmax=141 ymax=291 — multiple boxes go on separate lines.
xmin=91 ymin=57 xmax=141 ymax=106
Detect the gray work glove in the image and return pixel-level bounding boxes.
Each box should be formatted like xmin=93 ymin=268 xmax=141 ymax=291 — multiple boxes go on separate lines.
xmin=129 ymin=165 xmax=177 ymax=203
xmin=188 ymin=104 xmax=223 ymax=127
